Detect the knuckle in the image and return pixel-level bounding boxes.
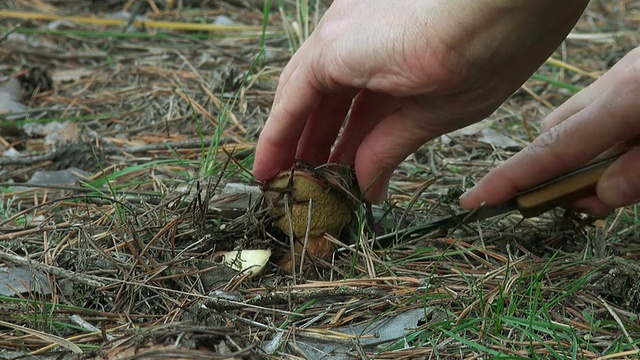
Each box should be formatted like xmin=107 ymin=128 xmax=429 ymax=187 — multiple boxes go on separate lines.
xmin=541 ymin=116 xmax=559 ymax=132
xmin=521 ymin=125 xmax=578 ymax=171
xmin=270 ymin=105 xmax=297 ymax=131
xmin=528 ymin=125 xmax=564 ymax=155
xmin=364 ymin=146 xmax=396 ymax=172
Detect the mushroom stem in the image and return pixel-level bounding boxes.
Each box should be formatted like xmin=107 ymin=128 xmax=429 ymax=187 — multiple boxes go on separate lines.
xmin=279 ymin=233 xmax=337 ymax=272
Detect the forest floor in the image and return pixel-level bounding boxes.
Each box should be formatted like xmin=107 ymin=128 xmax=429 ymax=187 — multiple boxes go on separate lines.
xmin=1 ymin=1 xmax=640 ymax=359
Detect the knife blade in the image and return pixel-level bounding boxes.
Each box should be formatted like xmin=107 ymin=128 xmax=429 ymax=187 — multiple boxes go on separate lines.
xmin=382 ymin=140 xmax=634 ymax=240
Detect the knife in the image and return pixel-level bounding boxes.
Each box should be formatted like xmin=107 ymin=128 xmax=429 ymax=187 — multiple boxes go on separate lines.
xmin=383 ymin=140 xmax=635 ymax=239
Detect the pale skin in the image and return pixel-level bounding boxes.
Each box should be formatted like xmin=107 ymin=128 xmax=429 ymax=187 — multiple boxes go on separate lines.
xmin=253 ymin=0 xmax=640 ymax=214
xmin=461 ymin=47 xmax=640 ymax=215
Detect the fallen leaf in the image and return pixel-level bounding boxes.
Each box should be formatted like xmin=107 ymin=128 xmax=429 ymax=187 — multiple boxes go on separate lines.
xmin=0 ymin=78 xmax=26 ymax=121
xmin=0 ymin=267 xmax=51 ymax=296
xmin=478 ymin=127 xmax=522 ymax=149
xmin=52 ymin=68 xmax=94 ymax=83
xmin=0 ymin=320 xmax=82 ymax=354
xmin=452 ymin=122 xmax=522 ymax=149
xmin=26 ymin=167 xmax=90 ymax=186
xmin=23 ymin=121 xmax=79 ymax=145
xmin=212 ymin=249 xmax=271 ymax=278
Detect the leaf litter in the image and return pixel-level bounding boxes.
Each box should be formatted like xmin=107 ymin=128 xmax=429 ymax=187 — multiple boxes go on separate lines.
xmin=0 ymin=1 xmax=639 ymax=359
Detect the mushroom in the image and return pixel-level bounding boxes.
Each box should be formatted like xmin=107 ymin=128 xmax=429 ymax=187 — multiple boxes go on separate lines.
xmin=212 ymin=249 xmax=272 ymax=278
xmin=263 ymin=169 xmax=354 ymax=272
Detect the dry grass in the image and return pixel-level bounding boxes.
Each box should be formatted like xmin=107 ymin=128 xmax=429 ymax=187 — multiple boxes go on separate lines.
xmin=1 ymin=0 xmax=640 ymax=359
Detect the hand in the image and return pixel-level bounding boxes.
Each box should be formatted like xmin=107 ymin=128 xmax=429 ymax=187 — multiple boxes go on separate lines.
xmin=460 ymin=47 xmax=640 ymax=215
xmin=253 ymin=0 xmax=589 ymax=203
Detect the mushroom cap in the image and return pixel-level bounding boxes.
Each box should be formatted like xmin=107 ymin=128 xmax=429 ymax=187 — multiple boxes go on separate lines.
xmin=263 ymin=170 xmax=353 ymax=238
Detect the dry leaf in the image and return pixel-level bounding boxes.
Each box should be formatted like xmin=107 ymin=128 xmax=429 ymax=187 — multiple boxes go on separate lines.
xmin=213 ymin=249 xmax=271 ymax=278
xmin=0 ymin=78 xmax=26 ymax=121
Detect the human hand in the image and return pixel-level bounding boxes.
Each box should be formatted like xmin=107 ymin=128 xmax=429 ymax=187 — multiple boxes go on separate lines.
xmin=460 ymin=47 xmax=640 ymax=215
xmin=253 ymin=0 xmax=589 ymax=203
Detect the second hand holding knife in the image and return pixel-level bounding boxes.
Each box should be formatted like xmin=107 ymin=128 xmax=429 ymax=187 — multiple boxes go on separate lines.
xmin=387 ymin=140 xmax=635 ymax=239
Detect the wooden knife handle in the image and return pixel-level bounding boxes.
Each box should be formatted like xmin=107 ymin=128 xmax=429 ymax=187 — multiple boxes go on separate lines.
xmin=515 ymin=140 xmax=636 ymax=218
xmin=515 ymin=159 xmax=615 ymax=218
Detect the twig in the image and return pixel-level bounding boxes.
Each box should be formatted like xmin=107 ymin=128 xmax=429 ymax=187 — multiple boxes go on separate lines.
xmin=0 ymin=10 xmax=261 ymax=32
xmin=0 ymin=320 xmax=82 ymax=354
xmin=598 ymin=295 xmax=639 ymax=351
xmin=0 ymin=25 xmax=20 ymax=44
xmin=204 ymin=286 xmax=384 ymax=311
xmin=70 ymin=314 xmax=115 ymax=341
xmin=0 ymin=138 xmax=240 ymax=166
xmin=0 ymin=222 xmax=75 ymax=241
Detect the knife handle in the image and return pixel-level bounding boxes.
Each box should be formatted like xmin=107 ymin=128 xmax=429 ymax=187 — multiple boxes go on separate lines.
xmin=515 ymin=140 xmax=635 ymax=218
xmin=515 ymin=159 xmax=614 ymax=217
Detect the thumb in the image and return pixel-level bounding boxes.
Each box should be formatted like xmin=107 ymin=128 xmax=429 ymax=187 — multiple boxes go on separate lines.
xmin=597 ymin=146 xmax=640 ymax=208
xmin=354 ymin=109 xmax=440 ymax=203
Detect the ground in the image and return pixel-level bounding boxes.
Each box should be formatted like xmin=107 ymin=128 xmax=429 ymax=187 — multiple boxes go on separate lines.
xmin=1 ymin=1 xmax=640 ymax=359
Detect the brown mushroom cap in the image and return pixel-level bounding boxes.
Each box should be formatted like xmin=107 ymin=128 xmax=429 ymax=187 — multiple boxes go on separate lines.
xmin=263 ymin=170 xmax=352 ymax=238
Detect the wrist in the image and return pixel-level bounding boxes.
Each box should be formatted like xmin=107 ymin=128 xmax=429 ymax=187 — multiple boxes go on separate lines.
xmin=419 ymin=0 xmax=589 ymax=87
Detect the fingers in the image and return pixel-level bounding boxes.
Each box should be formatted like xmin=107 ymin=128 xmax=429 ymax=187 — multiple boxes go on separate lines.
xmin=460 ymin=71 xmax=640 ymax=209
xmin=253 ymin=62 xmax=324 ymax=181
xmin=540 ymin=72 xmax=614 ymax=131
xmin=570 ymin=197 xmax=613 ymax=217
xmin=541 ymin=86 xmax=600 ymax=132
xmin=253 ymin=23 xmax=362 ymax=180
xmin=546 ymin=148 xmax=640 ymax=215
xmin=296 ymin=89 xmax=358 ymax=165
xmin=329 ymin=90 xmax=400 ymax=165
xmin=598 ymin=146 xmax=640 ymax=207
xmin=253 ymin=29 xmax=338 ymax=181
xmin=543 ymin=47 xmax=640 ymax=131
xmin=354 ymin=105 xmax=440 ymax=203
